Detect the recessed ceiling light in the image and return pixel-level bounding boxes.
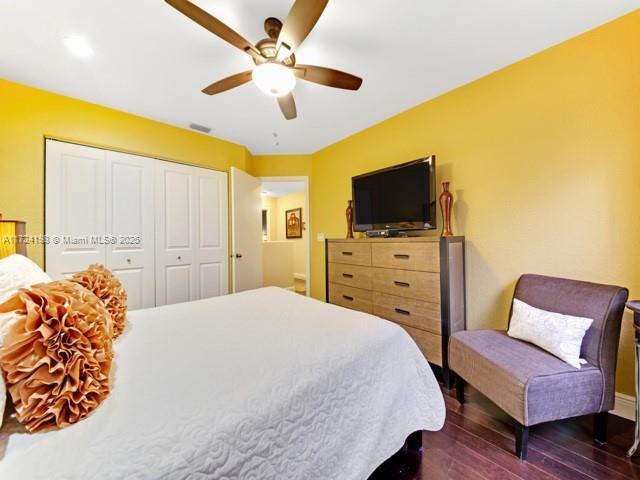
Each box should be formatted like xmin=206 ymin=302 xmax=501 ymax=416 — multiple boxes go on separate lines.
xmin=63 ymin=36 xmax=94 ymax=58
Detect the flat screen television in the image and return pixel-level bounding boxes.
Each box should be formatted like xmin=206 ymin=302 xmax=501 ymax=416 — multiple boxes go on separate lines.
xmin=352 ymin=156 xmax=436 ymax=233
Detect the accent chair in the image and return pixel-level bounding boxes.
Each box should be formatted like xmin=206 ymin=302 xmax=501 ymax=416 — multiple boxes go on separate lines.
xmin=449 ymin=274 xmax=629 ymax=460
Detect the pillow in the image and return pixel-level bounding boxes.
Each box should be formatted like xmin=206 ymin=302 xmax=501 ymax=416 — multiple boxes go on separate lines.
xmin=0 ymin=254 xmax=51 ymax=429
xmin=0 ymin=254 xmax=51 ymax=304
xmin=0 ymin=371 xmax=4 ymax=429
xmin=72 ymin=264 xmax=127 ymax=339
xmin=0 ymin=280 xmax=113 ymax=432
xmin=508 ymin=298 xmax=593 ymax=368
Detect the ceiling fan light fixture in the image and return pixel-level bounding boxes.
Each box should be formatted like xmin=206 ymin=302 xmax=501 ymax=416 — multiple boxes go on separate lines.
xmin=252 ymin=63 xmax=296 ymax=97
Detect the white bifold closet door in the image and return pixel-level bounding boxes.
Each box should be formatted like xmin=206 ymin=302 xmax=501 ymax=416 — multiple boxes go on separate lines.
xmin=155 ymin=160 xmax=229 ymax=306
xmin=105 ymin=150 xmax=156 ymax=310
xmin=46 ymin=140 xmax=155 ymax=309
xmin=45 ymin=139 xmax=229 ymax=310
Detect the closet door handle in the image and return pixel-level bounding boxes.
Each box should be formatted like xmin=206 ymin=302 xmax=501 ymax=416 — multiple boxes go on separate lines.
xmin=342 ymin=273 xmax=354 ymax=279
xmin=126 ymin=258 xmax=131 ymax=264
xmin=235 ymin=253 xmax=243 ymax=259
xmin=394 ymin=308 xmax=411 ymax=316
xmin=393 ymin=254 xmax=410 ymax=260
xmin=178 ymin=256 xmax=182 ymax=261
xmin=394 ymin=281 xmax=410 ymax=288
xmin=341 ymin=251 xmax=353 ymax=256
xmin=342 ymin=295 xmax=354 ymax=301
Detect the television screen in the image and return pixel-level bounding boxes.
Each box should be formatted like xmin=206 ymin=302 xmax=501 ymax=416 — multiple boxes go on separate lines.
xmin=352 ymin=156 xmax=436 ymax=232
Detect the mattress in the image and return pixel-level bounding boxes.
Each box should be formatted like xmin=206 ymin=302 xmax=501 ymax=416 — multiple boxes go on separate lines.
xmin=0 ymin=287 xmax=445 ymax=479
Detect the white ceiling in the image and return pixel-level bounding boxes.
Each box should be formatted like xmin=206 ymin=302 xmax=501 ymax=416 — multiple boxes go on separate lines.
xmin=1 ymin=1 xmax=637 ymax=154
xmin=261 ymin=181 xmax=305 ymax=198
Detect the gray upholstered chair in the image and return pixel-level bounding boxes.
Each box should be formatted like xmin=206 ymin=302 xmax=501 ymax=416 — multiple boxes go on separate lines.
xmin=449 ymin=274 xmax=628 ymax=460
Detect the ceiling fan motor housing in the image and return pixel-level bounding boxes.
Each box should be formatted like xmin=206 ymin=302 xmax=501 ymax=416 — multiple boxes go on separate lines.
xmin=256 ymin=17 xmax=296 ymax=67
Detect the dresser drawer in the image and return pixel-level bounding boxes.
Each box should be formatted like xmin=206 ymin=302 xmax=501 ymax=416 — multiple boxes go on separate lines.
xmin=328 ymin=263 xmax=373 ymax=290
xmin=328 ymin=242 xmax=371 ymax=266
xmin=400 ymin=325 xmax=443 ymax=366
xmin=373 ymin=292 xmax=441 ymax=334
xmin=372 ymin=242 xmax=440 ymax=272
xmin=328 ymin=283 xmax=373 ymax=313
xmin=372 ymin=268 xmax=441 ymax=302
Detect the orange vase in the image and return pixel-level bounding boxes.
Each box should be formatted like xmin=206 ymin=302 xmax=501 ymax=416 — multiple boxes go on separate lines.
xmin=439 ymin=182 xmax=453 ymax=237
xmin=346 ymin=200 xmax=354 ymax=239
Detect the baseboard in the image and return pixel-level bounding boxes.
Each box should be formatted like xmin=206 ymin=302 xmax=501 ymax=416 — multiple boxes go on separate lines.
xmin=294 ymin=273 xmax=306 ymax=281
xmin=612 ymin=392 xmax=635 ymax=421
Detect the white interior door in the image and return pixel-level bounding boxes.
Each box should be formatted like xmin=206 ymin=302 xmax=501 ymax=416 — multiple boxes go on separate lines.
xmin=106 ymin=151 xmax=155 ymax=310
xmin=231 ymin=167 xmax=263 ymax=292
xmin=45 ymin=140 xmax=106 ymax=278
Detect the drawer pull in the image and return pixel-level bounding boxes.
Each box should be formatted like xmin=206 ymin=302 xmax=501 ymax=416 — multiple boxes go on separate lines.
xmin=394 ymin=308 xmax=411 ymax=316
xmin=341 ymin=251 xmax=353 ymax=256
xmin=393 ymin=254 xmax=410 ymax=259
xmin=342 ymin=273 xmax=354 ymax=279
xmin=342 ymin=295 xmax=354 ymax=301
xmin=394 ymin=281 xmax=411 ymax=288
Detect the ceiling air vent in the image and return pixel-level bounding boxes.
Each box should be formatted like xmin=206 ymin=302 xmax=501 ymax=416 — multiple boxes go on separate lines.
xmin=189 ymin=122 xmax=212 ymax=134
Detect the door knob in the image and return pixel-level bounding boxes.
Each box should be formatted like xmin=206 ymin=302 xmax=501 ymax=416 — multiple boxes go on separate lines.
xmin=178 ymin=256 xmax=182 ymax=261
xmin=126 ymin=258 xmax=131 ymax=264
xmin=235 ymin=253 xmax=243 ymax=258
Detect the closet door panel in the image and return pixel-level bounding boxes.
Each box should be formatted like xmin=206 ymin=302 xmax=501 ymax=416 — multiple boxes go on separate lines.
xmin=165 ymin=171 xmax=193 ymax=251
xmin=113 ymin=268 xmax=145 ymax=308
xmin=196 ymin=171 xmax=228 ymax=298
xmin=166 ymin=264 xmax=193 ymax=304
xmin=106 ymin=151 xmax=155 ymax=310
xmin=45 ymin=140 xmax=106 ymax=278
xmin=199 ymin=263 xmax=221 ymax=299
xmin=155 ymin=162 xmax=197 ymax=306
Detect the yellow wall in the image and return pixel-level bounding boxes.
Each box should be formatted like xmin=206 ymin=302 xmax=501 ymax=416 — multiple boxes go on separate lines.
xmin=0 ymin=78 xmax=252 ymax=268
xmin=251 ymin=154 xmax=312 ymax=177
xmin=310 ymin=11 xmax=640 ymax=394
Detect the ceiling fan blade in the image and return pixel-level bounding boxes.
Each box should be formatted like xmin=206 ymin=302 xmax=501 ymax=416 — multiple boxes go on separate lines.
xmin=277 ymin=93 xmax=297 ymax=120
xmin=202 ymin=71 xmax=253 ymax=95
xmin=294 ymin=65 xmax=362 ymax=90
xmin=276 ymin=0 xmax=328 ymax=60
xmin=166 ymin=0 xmax=262 ymax=60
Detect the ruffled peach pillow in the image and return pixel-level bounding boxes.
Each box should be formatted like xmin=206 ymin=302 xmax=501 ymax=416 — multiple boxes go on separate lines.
xmin=0 ymin=280 xmax=113 ymax=432
xmin=72 ymin=264 xmax=127 ymax=338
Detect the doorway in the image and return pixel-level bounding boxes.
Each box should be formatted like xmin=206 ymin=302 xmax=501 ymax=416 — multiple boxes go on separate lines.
xmin=260 ymin=176 xmax=310 ymax=296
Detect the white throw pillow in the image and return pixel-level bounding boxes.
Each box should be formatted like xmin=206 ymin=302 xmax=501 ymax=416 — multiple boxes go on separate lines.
xmin=0 ymin=254 xmax=51 ymax=304
xmin=0 ymin=254 xmax=51 ymax=429
xmin=508 ymin=298 xmax=593 ymax=369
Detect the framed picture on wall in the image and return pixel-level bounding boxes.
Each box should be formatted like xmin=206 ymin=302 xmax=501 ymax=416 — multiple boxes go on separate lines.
xmin=285 ymin=208 xmax=302 ymax=239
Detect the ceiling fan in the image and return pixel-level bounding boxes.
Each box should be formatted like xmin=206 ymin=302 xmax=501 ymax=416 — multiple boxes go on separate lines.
xmin=166 ymin=0 xmax=363 ymax=120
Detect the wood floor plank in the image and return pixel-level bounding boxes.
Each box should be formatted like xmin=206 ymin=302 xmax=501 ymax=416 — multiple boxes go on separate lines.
xmin=446 ymin=392 xmax=636 ymax=479
xmin=372 ymin=383 xmax=638 ymax=480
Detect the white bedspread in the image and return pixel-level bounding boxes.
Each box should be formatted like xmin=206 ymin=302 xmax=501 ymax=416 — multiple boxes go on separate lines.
xmin=0 ymin=287 xmax=445 ymax=480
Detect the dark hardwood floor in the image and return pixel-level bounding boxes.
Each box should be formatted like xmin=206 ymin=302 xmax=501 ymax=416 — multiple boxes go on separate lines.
xmin=371 ymin=384 xmax=639 ymax=479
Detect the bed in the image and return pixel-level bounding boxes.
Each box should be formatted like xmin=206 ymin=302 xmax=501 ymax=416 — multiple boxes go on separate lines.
xmin=0 ymin=287 xmax=445 ymax=479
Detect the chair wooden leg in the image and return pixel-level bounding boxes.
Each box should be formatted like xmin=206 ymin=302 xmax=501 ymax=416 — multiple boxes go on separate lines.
xmin=407 ymin=430 xmax=423 ymax=453
xmin=455 ymin=375 xmax=465 ymax=404
xmin=515 ymin=423 xmax=529 ymax=460
xmin=594 ymin=412 xmax=608 ymax=445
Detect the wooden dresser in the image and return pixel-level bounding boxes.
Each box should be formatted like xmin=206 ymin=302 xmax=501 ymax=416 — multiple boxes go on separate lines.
xmin=325 ymin=236 xmax=465 ymax=386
